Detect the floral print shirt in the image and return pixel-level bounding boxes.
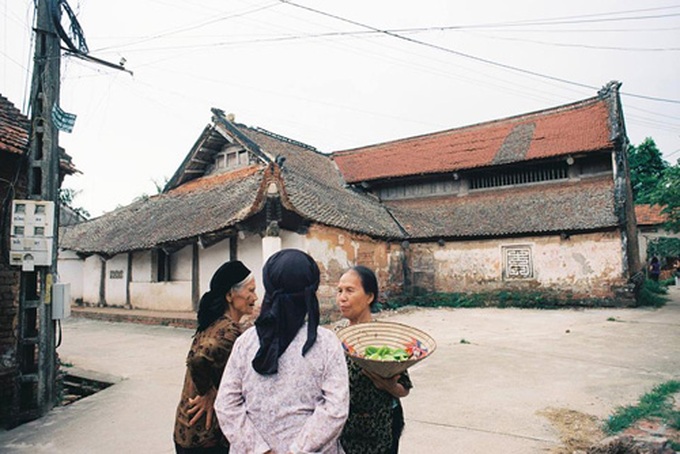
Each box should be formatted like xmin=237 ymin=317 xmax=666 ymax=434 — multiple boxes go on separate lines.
xmin=174 ymin=316 xmax=242 ymax=448
xmin=215 ymin=323 xmax=350 ymax=454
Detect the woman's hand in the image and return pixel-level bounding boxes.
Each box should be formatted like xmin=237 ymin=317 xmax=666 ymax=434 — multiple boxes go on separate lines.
xmin=187 ymin=386 xmax=217 ymax=429
xmin=362 ymin=370 xmax=409 ymax=398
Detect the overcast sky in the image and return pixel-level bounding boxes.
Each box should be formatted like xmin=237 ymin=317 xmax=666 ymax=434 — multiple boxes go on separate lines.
xmin=2 ymin=0 xmax=679 ymax=217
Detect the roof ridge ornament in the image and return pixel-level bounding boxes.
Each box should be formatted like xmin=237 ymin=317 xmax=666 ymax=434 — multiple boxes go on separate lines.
xmin=597 ymin=80 xmax=622 ymax=99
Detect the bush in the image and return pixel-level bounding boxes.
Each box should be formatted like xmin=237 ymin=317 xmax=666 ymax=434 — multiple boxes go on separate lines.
xmin=636 ymin=279 xmax=669 ymax=307
xmin=382 ymin=289 xmax=617 ymax=310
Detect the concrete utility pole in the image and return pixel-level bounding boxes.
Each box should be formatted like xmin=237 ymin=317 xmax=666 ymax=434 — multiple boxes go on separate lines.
xmin=19 ymin=0 xmax=61 ymax=422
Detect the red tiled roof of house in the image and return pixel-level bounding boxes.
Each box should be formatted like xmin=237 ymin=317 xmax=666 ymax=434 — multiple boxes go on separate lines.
xmin=333 ymin=95 xmax=613 ymax=183
xmin=0 ymin=94 xmax=29 ymax=155
xmin=635 ymin=204 xmax=667 ymax=226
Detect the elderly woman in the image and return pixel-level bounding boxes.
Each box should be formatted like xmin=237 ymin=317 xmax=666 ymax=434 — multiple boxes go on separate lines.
xmin=335 ymin=265 xmax=412 ymax=454
xmin=215 ymin=249 xmax=349 ymax=454
xmin=174 ymin=260 xmax=257 ymax=454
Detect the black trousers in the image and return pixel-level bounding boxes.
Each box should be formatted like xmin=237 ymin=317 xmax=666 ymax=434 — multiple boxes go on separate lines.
xmin=390 ymin=401 xmax=405 ymax=454
xmin=174 ymin=443 xmax=229 ymax=454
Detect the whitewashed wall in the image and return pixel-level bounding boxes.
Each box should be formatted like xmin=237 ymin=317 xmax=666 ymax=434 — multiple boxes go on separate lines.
xmin=130 ymin=281 xmax=192 ymax=311
xmin=130 ymin=245 xmax=193 ymax=311
xmin=171 ymin=245 xmax=193 ymax=282
xmin=131 ymin=250 xmax=152 ymax=282
xmin=199 ymin=240 xmax=231 ymax=297
xmin=57 ymin=249 xmax=83 ymax=304
xmin=239 ymin=232 xmax=265 ymax=302
xmin=637 ymin=228 xmax=680 ymax=265
xmin=82 ymin=255 xmax=104 ymax=305
xmin=104 ymin=254 xmax=129 ymax=306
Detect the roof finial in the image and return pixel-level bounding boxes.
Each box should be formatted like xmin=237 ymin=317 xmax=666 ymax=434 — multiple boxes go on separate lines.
xmin=226 ymin=113 xmax=235 ymax=122
xmin=598 ymin=80 xmax=621 ymax=98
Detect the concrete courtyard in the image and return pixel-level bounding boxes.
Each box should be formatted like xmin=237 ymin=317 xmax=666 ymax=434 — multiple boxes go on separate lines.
xmin=0 ymin=287 xmax=678 ymax=453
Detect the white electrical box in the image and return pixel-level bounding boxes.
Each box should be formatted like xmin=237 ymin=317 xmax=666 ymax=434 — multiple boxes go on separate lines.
xmin=52 ymin=283 xmax=71 ymax=320
xmin=10 ymin=200 xmax=55 ymax=270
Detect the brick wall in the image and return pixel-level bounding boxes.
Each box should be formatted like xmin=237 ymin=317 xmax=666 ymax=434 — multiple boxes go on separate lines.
xmin=0 ymin=153 xmax=27 ymax=427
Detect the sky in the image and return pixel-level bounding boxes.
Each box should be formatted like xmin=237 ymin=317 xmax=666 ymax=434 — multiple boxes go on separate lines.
xmin=2 ymin=0 xmax=679 ymax=217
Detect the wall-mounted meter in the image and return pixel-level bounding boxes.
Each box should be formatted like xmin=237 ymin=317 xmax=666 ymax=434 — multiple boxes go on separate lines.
xmin=10 ymin=200 xmax=55 ymax=271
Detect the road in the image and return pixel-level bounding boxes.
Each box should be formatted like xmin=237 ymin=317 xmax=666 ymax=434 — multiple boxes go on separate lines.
xmin=1 ymin=287 xmax=678 ymax=453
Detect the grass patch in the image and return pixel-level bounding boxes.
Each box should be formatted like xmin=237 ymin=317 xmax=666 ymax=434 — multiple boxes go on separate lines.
xmin=604 ymin=380 xmax=680 ymax=434
xmin=459 ymin=339 xmax=470 ymax=344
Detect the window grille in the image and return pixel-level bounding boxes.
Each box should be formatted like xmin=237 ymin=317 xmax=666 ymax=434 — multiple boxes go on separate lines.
xmin=470 ymin=163 xmax=568 ymax=190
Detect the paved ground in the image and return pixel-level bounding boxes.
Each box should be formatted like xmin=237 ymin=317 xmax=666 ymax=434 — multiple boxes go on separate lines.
xmin=0 ymin=287 xmax=679 ymax=453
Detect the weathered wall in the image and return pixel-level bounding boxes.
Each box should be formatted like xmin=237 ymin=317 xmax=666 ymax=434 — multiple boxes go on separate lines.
xmin=408 ymin=231 xmax=626 ymax=298
xmin=305 ymin=223 xmax=392 ymax=316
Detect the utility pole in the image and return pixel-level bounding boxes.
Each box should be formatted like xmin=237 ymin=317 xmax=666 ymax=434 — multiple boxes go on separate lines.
xmin=11 ymin=0 xmax=128 ymax=424
xmin=17 ymin=0 xmax=62 ymax=422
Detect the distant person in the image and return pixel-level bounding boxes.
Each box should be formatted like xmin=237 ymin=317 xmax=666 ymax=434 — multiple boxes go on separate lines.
xmin=174 ymin=261 xmax=257 ymax=454
xmin=649 ymin=256 xmax=661 ymax=282
xmin=335 ymin=265 xmax=412 ymax=454
xmin=215 ymin=249 xmax=349 ymax=454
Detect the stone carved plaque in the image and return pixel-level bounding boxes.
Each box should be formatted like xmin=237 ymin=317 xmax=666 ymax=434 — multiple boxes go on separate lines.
xmin=110 ymin=270 xmax=124 ymax=279
xmin=503 ymin=245 xmax=533 ymax=279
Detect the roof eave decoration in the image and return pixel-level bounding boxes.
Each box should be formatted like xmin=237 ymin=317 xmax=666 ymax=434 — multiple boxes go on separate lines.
xmin=211 ymin=108 xmax=273 ymax=164
xmin=164 ymin=124 xmax=218 ymax=191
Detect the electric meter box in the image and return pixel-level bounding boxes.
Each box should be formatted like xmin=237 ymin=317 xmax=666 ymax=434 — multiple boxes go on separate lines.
xmin=10 ymin=200 xmax=55 ymax=269
xmin=52 ymin=283 xmax=71 ymax=320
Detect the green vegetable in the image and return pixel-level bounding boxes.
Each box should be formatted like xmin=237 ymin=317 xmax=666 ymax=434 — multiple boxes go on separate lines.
xmin=362 ymin=345 xmax=411 ymax=361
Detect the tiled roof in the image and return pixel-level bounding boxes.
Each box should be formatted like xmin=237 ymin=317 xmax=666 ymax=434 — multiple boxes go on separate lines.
xmin=60 ymin=169 xmax=266 ymax=255
xmin=333 ymin=95 xmax=614 ymax=184
xmin=634 ymin=204 xmax=667 ymax=226
xmin=1 ymin=93 xmax=79 ymax=176
xmin=231 ymin=123 xmax=405 ymax=238
xmin=386 ymin=176 xmax=618 ymax=239
xmin=0 ymin=94 xmax=29 ymax=155
xmin=60 ymin=100 xmax=625 ymax=255
xmin=61 ymin=117 xmax=405 ymax=255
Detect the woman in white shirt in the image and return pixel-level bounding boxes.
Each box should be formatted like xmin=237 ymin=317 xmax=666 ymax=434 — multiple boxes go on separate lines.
xmin=215 ymin=249 xmax=349 ymax=454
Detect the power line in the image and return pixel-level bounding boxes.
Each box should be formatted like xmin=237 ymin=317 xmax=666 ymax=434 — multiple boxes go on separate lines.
xmin=467 ymin=31 xmax=680 ymax=52
xmin=91 ymin=2 xmax=280 ymax=53
xmin=277 ymin=0 xmax=680 ymax=105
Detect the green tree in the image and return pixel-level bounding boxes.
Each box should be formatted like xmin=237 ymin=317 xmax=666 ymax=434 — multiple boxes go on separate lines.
xmin=628 ymin=138 xmax=668 ymax=204
xmin=59 ymin=188 xmax=90 ymax=219
xmin=654 ymin=161 xmax=680 ymax=233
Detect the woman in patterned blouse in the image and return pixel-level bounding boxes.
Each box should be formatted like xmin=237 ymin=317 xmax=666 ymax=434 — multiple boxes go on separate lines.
xmin=174 ymin=260 xmax=257 ymax=454
xmin=215 ymin=249 xmax=349 ymax=454
xmin=336 ymin=266 xmax=412 ymax=454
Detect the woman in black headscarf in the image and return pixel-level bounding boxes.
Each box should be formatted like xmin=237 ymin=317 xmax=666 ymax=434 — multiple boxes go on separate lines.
xmin=215 ymin=249 xmax=349 ymax=454
xmin=174 ymin=260 xmax=257 ymax=454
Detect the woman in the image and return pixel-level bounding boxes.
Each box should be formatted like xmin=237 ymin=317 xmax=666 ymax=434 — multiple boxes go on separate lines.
xmin=174 ymin=260 xmax=257 ymax=454
xmin=215 ymin=249 xmax=349 ymax=454
xmin=649 ymin=256 xmax=661 ymax=282
xmin=336 ymin=265 xmax=412 ymax=454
